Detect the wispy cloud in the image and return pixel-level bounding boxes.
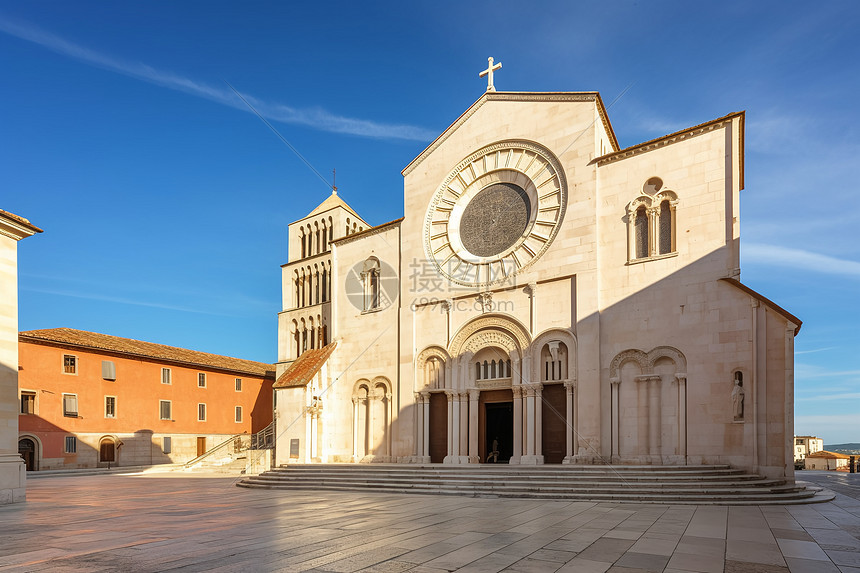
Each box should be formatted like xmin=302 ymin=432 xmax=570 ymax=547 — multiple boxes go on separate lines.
xmin=795 ymin=347 xmax=838 ymax=355
xmin=743 ymin=243 xmax=860 ymax=278
xmin=22 ymin=286 xmax=239 ymax=317
xmin=797 ymin=392 xmax=860 ymax=402
xmin=0 ymin=17 xmax=435 ymax=142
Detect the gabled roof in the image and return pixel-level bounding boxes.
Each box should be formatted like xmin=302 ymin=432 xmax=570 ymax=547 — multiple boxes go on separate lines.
xmin=719 ymin=278 xmax=802 ymax=335
xmin=274 ymin=342 xmax=337 ymax=388
xmin=808 ymin=450 xmax=851 ymax=459
xmin=593 ymin=111 xmax=745 ymax=190
xmin=402 ymin=91 xmax=620 ymax=177
xmin=295 ymin=191 xmax=364 ymax=224
xmin=0 ymin=209 xmax=43 ymax=240
xmin=20 ymin=328 xmax=275 ymax=378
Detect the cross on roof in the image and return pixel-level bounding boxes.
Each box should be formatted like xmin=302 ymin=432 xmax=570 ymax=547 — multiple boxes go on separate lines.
xmin=479 ymin=57 xmax=502 ymax=92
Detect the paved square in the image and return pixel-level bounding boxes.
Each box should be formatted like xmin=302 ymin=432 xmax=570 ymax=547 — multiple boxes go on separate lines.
xmin=0 ymin=471 xmax=858 ymax=572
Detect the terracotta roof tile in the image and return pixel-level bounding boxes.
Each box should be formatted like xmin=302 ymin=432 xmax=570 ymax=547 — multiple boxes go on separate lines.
xmin=274 ymin=342 xmax=337 ymax=388
xmin=0 ymin=209 xmax=43 ymax=233
xmin=807 ymin=450 xmax=851 ymax=459
xmin=20 ymin=328 xmax=274 ymax=377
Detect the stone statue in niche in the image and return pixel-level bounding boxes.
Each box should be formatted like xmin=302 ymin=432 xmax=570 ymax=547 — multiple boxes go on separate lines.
xmin=732 ymin=372 xmax=745 ymax=421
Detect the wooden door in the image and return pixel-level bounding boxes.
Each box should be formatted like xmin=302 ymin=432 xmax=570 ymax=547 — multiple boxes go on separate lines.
xmin=428 ymin=393 xmax=447 ymax=463
xmin=99 ymin=440 xmax=115 ymax=463
xmin=197 ymin=437 xmax=207 ymax=457
xmin=18 ymin=438 xmax=36 ymax=471
xmin=541 ymin=383 xmax=566 ymax=464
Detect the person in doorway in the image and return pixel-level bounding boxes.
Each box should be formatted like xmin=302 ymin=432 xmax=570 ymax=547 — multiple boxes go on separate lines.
xmin=487 ymin=437 xmax=500 ymax=463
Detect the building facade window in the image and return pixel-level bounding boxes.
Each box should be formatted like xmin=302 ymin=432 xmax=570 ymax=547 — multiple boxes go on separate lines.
xmin=105 ymin=396 xmax=116 ymax=418
xmin=162 ymin=436 xmax=172 ymax=454
xmin=198 ymin=373 xmax=206 ymax=388
xmin=198 ymin=403 xmax=206 ymax=421
xmin=63 ymin=393 xmax=78 ymax=417
xmin=626 ymin=180 xmax=678 ymax=263
xmin=159 ymin=400 xmax=172 ymax=420
xmin=64 ymin=436 xmax=77 ymax=454
xmin=101 ymin=360 xmax=116 ymax=381
xmin=235 ymin=378 xmax=242 ymax=392
xmin=362 ymin=257 xmax=381 ymax=311
xmin=20 ymin=391 xmax=36 ymax=415
xmin=235 ymin=406 xmax=243 ymax=423
xmin=63 ymin=354 xmax=77 ymax=374
xmin=162 ymin=368 xmax=171 ymax=385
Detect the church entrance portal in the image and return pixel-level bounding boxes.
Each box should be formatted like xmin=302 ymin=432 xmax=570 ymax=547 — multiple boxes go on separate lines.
xmin=541 ymin=383 xmax=567 ymax=464
xmin=479 ymin=389 xmax=513 ymax=463
xmin=428 ymin=392 xmax=447 ymax=463
xmin=18 ymin=438 xmax=36 ymax=471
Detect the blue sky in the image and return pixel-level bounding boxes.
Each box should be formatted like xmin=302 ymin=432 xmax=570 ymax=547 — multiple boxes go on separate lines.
xmin=1 ymin=2 xmax=858 ymax=443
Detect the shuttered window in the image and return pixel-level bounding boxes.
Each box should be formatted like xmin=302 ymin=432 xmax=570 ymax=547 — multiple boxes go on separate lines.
xmin=63 ymin=394 xmax=78 ymax=417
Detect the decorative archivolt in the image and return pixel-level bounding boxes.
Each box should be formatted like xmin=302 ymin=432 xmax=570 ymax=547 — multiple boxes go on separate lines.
xmin=353 ymin=377 xmax=391 ymax=399
xmin=416 ymin=346 xmax=450 ymax=371
xmin=532 ymin=328 xmax=577 ymax=382
xmin=448 ymin=313 xmax=530 ymax=357
xmin=463 ymin=330 xmax=517 ymax=355
xmin=626 ymin=189 xmax=678 ymax=216
xmin=609 ymin=346 xmax=687 ymax=379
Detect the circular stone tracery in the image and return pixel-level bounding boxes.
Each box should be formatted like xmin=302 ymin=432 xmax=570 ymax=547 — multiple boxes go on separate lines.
xmin=459 ymin=183 xmax=531 ymax=257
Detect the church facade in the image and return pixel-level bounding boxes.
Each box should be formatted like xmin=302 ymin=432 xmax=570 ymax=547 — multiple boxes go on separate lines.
xmin=273 ymin=90 xmax=800 ymax=480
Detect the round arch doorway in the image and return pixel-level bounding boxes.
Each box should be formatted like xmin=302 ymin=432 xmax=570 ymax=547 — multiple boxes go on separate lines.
xmin=18 ymin=437 xmax=37 ymax=471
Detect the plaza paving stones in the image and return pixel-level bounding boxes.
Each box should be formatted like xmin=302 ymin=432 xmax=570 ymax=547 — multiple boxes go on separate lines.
xmin=0 ymin=471 xmax=859 ymax=572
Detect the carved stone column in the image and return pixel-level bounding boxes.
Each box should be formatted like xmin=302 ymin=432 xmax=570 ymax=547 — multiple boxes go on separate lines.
xmin=422 ymin=393 xmax=431 ymax=463
xmin=414 ymin=392 xmax=422 ymax=459
xmin=352 ymin=397 xmax=359 ymax=461
xmin=457 ymin=392 xmax=467 ymax=463
xmin=648 ymin=375 xmax=661 ymax=463
xmin=636 ymin=375 xmax=650 ymax=460
xmin=676 ymin=374 xmax=687 ymax=462
xmin=610 ymin=377 xmax=621 ymax=461
xmin=535 ymin=384 xmax=543 ymax=460
xmin=511 ymin=385 xmax=523 ymax=464
xmin=468 ymin=389 xmax=480 ymax=463
xmin=452 ymin=392 xmax=461 ymax=460
xmin=527 ymin=282 xmax=537 ymax=335
xmin=522 ymin=385 xmax=537 ymax=463
xmin=444 ymin=390 xmax=454 ymax=463
xmin=563 ymin=381 xmax=576 ymax=464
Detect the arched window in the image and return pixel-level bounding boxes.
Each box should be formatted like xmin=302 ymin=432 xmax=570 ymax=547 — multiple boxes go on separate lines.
xmin=293 ymin=321 xmax=300 ymax=358
xmin=300 ymin=231 xmax=306 ymax=259
xmin=328 ymin=217 xmax=333 ymax=243
xmin=315 ymin=223 xmax=321 ymax=254
xmin=315 ymin=269 xmax=320 ymax=304
xmin=321 ymin=268 xmax=327 ymax=303
xmin=346 ymin=218 xmax=351 ymax=236
xmin=659 ymin=200 xmax=673 ymax=255
xmin=301 ymin=319 xmax=307 ymax=354
xmin=321 ymin=221 xmax=328 ymax=252
xmin=309 ymin=318 xmax=315 ymax=350
xmin=294 ymin=273 xmax=300 ymax=308
xmin=483 ymin=360 xmax=489 ymax=379
xmin=476 ymin=362 xmax=482 ymax=380
xmin=541 ymin=341 xmax=568 ymax=381
xmin=362 ymin=257 xmax=381 ymax=311
xmin=300 ymin=271 xmax=306 ymax=307
xmin=635 ymin=206 xmax=649 ymax=259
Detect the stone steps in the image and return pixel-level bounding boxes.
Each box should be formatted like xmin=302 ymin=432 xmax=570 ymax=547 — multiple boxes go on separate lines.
xmin=237 ymin=464 xmax=834 ymax=505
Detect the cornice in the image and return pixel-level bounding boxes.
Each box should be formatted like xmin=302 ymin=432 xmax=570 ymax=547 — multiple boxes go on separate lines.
xmin=331 ymin=217 xmax=403 ymax=246
xmin=402 ymin=92 xmax=619 ymax=177
xmin=0 ymin=210 xmax=43 ymax=241
xmin=592 ymin=111 xmax=745 ymax=168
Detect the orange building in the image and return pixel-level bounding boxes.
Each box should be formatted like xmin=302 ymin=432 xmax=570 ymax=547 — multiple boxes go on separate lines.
xmin=17 ymin=328 xmax=275 ymax=470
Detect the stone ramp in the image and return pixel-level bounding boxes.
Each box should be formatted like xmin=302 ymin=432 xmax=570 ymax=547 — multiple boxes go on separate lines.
xmin=237 ymin=463 xmax=834 ymax=505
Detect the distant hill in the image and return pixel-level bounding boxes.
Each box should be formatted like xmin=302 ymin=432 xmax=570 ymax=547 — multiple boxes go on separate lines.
xmin=825 ymin=443 xmax=860 ymax=453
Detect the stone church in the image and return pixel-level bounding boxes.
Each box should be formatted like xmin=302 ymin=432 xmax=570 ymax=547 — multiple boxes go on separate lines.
xmin=273 ymin=83 xmax=800 ymax=480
